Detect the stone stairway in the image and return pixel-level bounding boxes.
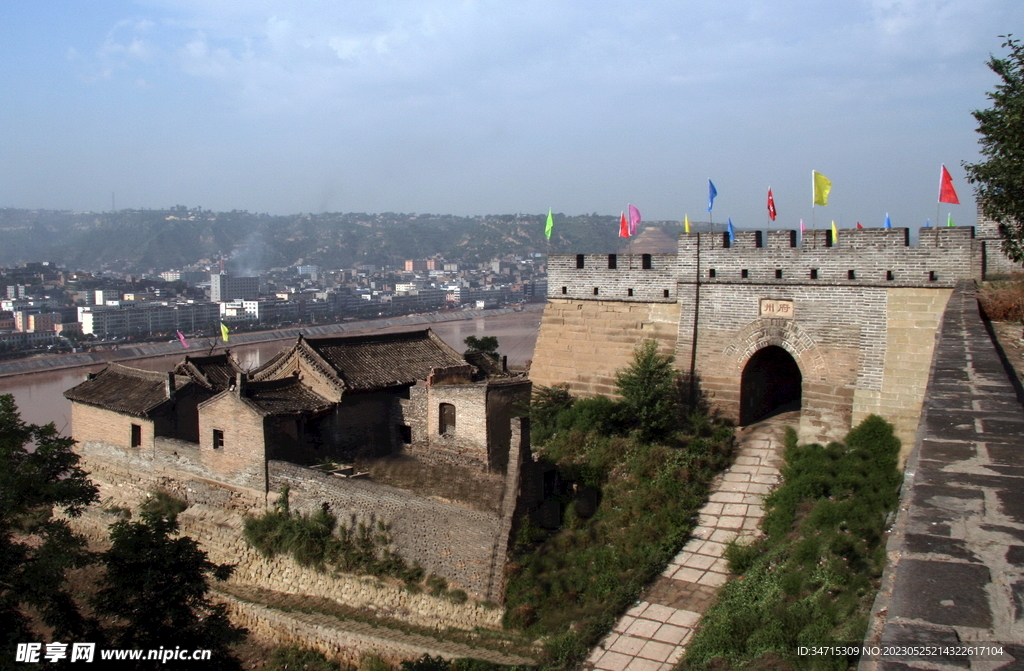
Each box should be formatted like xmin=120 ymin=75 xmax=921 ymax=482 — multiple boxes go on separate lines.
xmin=583 ymin=412 xmax=796 ymax=671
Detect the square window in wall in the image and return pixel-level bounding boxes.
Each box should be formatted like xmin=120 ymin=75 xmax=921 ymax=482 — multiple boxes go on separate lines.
xmin=741 ymin=269 xmax=749 ymax=278
xmin=398 ymin=425 xmax=412 ymax=444
xmin=810 ymin=268 xmax=819 ymax=279
xmin=130 ymin=423 xmax=142 ymax=448
xmin=627 ymin=288 xmax=634 ymax=297
xmin=775 ymin=269 xmax=783 ymax=279
xmin=212 ymin=429 xmax=224 ymax=449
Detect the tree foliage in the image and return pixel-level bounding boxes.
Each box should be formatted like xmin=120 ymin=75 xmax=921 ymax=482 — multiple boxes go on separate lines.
xmin=614 ymin=339 xmax=681 ymax=442
xmin=91 ymin=506 xmax=248 ymax=669
xmin=965 ymin=35 xmax=1024 ymax=262
xmin=0 ymin=394 xmax=98 ymax=648
xmin=463 ymin=335 xmax=499 ymax=357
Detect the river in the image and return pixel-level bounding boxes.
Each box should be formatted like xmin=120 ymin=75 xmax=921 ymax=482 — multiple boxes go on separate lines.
xmin=0 ymin=310 xmax=542 ymax=434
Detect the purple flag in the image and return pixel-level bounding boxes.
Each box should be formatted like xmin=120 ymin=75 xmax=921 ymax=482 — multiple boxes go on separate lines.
xmin=628 ymin=204 xmax=641 ymax=236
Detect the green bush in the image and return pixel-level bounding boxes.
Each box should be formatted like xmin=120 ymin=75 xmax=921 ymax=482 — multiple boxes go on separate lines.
xmin=682 ymin=415 xmax=903 ymax=671
xmin=243 ymin=490 xmax=422 ymax=583
xmin=615 ymin=339 xmax=681 ymax=442
xmin=503 ymin=407 xmax=735 ymax=667
xmin=139 ymin=489 xmax=187 ymax=522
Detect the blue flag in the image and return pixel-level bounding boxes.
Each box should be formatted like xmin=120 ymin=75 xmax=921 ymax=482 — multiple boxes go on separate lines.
xmin=925 ymin=218 xmax=931 ymax=228
xmin=708 ymin=180 xmax=718 ymax=212
xmin=727 ymin=218 xmax=735 ymax=243
xmin=884 ymin=213 xmax=892 ymax=229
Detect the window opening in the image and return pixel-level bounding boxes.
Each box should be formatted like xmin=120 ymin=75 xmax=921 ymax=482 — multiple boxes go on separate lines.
xmin=212 ymin=429 xmax=224 ymax=449
xmin=439 ymin=403 xmax=456 ymax=436
xmin=130 ymin=424 xmax=142 ymax=448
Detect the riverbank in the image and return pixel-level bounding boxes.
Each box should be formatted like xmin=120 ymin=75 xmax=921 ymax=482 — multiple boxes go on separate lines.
xmin=0 ymin=303 xmax=545 ymax=379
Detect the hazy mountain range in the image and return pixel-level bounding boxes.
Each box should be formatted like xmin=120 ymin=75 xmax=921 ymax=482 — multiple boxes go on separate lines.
xmin=0 ymin=207 xmax=685 ymax=274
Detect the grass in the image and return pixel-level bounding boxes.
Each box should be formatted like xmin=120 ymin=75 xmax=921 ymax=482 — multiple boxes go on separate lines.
xmin=503 ymin=395 xmax=735 ymax=669
xmin=680 ymin=415 xmax=902 ymax=671
xmin=243 ymin=486 xmax=424 ymax=584
xmin=218 ymin=583 xmax=538 ymax=664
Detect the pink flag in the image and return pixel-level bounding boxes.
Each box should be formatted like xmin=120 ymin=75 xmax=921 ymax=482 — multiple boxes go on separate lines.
xmin=619 ymin=211 xmax=630 ymax=238
xmin=628 ymin=204 xmax=641 ymax=236
xmin=176 ymin=330 xmax=189 ymax=349
xmin=939 ymin=165 xmax=960 ymax=204
xmin=800 ymin=219 xmax=805 ymax=232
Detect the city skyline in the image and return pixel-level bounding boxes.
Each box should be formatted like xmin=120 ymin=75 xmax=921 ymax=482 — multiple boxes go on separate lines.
xmin=2 ymin=1 xmax=1022 ymax=230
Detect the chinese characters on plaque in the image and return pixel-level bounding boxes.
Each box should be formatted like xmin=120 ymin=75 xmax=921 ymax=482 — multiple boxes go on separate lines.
xmin=760 ymin=299 xmax=794 ymax=318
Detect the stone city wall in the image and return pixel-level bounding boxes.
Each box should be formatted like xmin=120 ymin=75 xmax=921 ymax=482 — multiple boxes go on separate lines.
xmin=529 ymin=298 xmax=681 ymax=398
xmin=269 ymin=460 xmax=509 ymax=600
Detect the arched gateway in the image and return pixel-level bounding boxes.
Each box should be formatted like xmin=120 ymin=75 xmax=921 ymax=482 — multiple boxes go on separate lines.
xmin=739 ymin=346 xmax=802 ymax=425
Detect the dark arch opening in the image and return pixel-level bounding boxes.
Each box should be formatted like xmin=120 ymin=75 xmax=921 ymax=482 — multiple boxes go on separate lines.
xmin=740 ymin=346 xmax=802 ymax=425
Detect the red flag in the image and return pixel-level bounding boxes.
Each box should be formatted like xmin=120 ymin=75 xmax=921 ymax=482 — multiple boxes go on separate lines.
xmin=939 ymin=165 xmax=960 ymax=204
xmin=628 ymin=204 xmax=641 ymax=236
xmin=619 ymin=211 xmax=629 ymax=238
xmin=767 ymin=188 xmax=777 ymax=221
xmin=856 ymin=222 xmax=863 ymax=229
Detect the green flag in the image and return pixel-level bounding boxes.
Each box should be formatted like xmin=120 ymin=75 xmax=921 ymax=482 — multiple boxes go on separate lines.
xmin=947 ymin=213 xmax=955 ymax=227
xmin=545 ymin=209 xmax=553 ymax=240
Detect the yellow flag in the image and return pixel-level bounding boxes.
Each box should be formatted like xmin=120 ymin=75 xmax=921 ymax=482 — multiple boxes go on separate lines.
xmin=831 ymin=221 xmax=839 ymax=244
xmin=684 ymin=214 xmax=690 ymax=233
xmin=813 ymin=170 xmax=832 ymax=206
xmin=220 ymin=322 xmax=230 ymax=342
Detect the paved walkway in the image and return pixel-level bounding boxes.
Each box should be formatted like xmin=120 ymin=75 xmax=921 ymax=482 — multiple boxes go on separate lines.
xmin=584 ymin=412 xmax=795 ymax=671
xmin=862 ymin=282 xmax=1024 ymax=670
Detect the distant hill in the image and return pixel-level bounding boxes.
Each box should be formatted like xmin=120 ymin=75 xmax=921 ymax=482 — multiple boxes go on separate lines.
xmin=0 ymin=207 xmax=684 ymax=273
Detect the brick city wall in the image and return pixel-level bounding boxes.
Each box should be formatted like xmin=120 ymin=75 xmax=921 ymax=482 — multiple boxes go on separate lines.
xmin=269 ymin=460 xmax=510 ymax=600
xmin=529 ymin=298 xmax=681 ymax=397
xmin=677 ymin=228 xmax=979 ymax=288
xmin=539 ymin=226 xmax=978 ymax=443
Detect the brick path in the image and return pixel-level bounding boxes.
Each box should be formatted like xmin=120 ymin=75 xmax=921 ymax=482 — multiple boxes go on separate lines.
xmin=583 ymin=412 xmax=795 ymax=671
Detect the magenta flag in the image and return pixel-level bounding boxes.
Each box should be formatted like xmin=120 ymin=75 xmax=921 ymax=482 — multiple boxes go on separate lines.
xmin=628 ymin=204 xmax=641 ymax=236
xmin=176 ymin=330 xmax=189 ymax=349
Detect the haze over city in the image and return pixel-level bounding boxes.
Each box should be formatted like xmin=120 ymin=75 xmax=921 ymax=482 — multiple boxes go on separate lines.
xmin=3 ymin=0 xmax=1023 ymax=229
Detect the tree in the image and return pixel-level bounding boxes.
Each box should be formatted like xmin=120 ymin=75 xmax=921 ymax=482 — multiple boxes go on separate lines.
xmin=0 ymin=394 xmax=98 ymax=649
xmin=91 ymin=504 xmax=247 ymax=670
xmin=614 ymin=340 xmax=680 ymax=442
xmin=463 ymin=335 xmax=499 ymax=358
xmin=964 ymin=35 xmax=1024 ymax=262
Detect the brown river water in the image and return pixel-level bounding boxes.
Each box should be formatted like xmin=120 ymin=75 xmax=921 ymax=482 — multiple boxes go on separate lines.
xmin=0 ymin=310 xmax=542 ymax=435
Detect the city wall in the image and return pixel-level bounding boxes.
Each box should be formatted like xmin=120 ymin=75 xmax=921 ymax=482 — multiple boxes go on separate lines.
xmin=536 ymin=228 xmax=983 ymax=453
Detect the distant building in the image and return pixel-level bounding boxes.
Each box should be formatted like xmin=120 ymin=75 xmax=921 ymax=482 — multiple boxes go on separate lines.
xmin=95 ymin=289 xmax=120 ymax=305
xmin=404 ymin=259 xmax=428 ymax=272
xmin=210 ymin=273 xmax=260 ymax=302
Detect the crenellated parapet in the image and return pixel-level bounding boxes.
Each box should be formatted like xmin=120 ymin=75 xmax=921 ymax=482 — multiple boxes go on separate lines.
xmin=546 ymin=252 xmax=680 ymax=302
xmin=679 ymin=227 xmax=980 ymax=288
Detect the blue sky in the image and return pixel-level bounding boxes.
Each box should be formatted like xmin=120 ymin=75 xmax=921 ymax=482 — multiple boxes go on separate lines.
xmin=1 ymin=1 xmax=1021 ymax=230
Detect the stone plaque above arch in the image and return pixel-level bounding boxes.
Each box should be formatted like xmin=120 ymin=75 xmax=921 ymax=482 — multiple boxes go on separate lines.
xmin=723 ymin=318 xmax=828 ymax=382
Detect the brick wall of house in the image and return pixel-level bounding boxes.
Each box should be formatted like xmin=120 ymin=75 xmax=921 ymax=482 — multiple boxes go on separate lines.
xmin=198 ymin=391 xmax=268 ymax=491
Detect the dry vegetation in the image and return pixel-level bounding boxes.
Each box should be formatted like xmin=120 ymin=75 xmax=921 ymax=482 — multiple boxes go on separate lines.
xmin=355 ymin=455 xmax=505 ymax=513
xmin=978 ymin=273 xmax=1024 ymax=322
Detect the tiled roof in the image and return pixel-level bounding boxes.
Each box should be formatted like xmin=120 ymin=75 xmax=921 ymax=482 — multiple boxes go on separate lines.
xmin=242 ymin=377 xmax=333 ymax=415
xmin=174 ymin=352 xmax=244 ymax=391
xmin=303 ymin=329 xmax=467 ymax=391
xmin=64 ymin=364 xmax=190 ymax=417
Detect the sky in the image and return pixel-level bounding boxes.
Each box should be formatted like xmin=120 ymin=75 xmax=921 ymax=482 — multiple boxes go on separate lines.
xmin=1 ymin=1 xmax=1022 ymax=231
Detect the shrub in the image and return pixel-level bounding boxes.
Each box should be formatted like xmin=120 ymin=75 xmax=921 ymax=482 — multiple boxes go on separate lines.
xmin=266 ymin=646 xmax=351 ymax=671
xmin=243 ymin=490 xmax=422 ymax=581
xmin=139 ymin=489 xmax=188 ymax=522
xmin=978 ymin=274 xmax=1024 ymax=321
xmin=683 ymin=415 xmax=903 ymax=670
xmin=615 ymin=339 xmax=681 ymax=441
